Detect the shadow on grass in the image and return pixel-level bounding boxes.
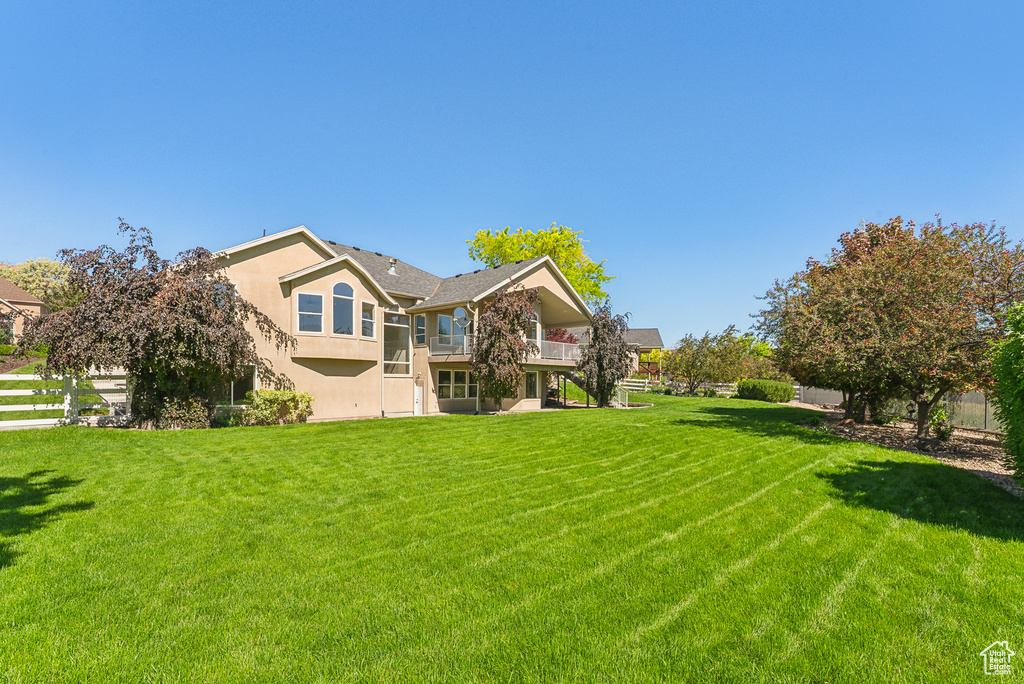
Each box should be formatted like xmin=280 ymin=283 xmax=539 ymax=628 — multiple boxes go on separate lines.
xmin=0 ymin=470 xmax=93 ymax=569
xmin=818 ymin=460 xmax=1024 ymax=542
xmin=672 ymin=403 xmax=848 ymax=446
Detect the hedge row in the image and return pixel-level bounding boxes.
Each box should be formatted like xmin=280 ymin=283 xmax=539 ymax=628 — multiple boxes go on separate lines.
xmin=735 ymin=379 xmax=795 ymax=403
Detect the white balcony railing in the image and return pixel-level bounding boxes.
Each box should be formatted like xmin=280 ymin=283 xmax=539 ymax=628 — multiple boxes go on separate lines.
xmin=430 ymin=335 xmax=475 ymax=356
xmin=428 ymin=335 xmax=580 ymax=362
xmin=538 ymin=339 xmax=582 ymax=361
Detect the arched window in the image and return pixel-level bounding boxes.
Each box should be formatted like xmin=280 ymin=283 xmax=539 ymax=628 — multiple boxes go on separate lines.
xmin=454 ymin=307 xmax=472 ymax=336
xmin=333 ymin=283 xmax=354 ymax=335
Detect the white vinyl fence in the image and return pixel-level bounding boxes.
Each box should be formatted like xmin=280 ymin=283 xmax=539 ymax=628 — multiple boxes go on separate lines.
xmin=0 ymin=372 xmax=131 ymax=429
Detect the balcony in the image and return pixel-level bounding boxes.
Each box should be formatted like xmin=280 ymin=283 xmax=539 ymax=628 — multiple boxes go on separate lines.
xmin=429 ymin=335 xmax=581 ymax=363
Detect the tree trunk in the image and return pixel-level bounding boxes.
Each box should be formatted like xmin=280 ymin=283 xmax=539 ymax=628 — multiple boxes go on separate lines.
xmin=915 ymin=391 xmax=945 ymax=439
xmin=854 ymin=392 xmax=868 ymax=423
xmin=841 ymin=390 xmax=853 ymax=420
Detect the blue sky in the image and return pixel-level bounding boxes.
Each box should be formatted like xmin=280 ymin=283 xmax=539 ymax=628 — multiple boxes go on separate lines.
xmin=2 ymin=2 xmax=1022 ymax=345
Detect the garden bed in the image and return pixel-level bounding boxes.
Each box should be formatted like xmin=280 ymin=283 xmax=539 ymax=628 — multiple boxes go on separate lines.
xmin=792 ymin=403 xmax=1020 ymax=497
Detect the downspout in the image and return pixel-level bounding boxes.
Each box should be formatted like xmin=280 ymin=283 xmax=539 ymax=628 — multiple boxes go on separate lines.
xmin=380 ymin=304 xmax=385 ymax=418
xmin=471 ymin=301 xmax=480 ymax=414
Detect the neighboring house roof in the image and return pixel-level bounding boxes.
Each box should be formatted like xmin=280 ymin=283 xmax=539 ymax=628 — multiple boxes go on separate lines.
xmin=277 ymin=255 xmax=398 ymax=306
xmin=407 ymin=257 xmax=547 ymax=312
xmin=564 ymin=326 xmax=664 ymax=349
xmin=625 ymin=328 xmax=664 ymax=349
xmin=324 ymin=242 xmax=442 ymax=300
xmin=0 ymin=276 xmax=44 ymax=305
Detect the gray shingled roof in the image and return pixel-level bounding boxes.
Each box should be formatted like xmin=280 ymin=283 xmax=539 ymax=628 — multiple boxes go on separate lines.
xmin=564 ymin=326 xmax=663 ymax=349
xmin=323 ymin=241 xmax=442 ymax=299
xmin=625 ymin=328 xmax=664 ymax=349
xmin=406 ymin=256 xmax=547 ymax=312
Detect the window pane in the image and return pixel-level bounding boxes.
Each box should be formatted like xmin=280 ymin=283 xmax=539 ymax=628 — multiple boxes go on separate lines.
xmin=298 ymin=293 xmax=322 ymax=314
xmin=385 ymin=312 xmax=409 ymax=326
xmin=439 ymin=370 xmax=451 ymax=384
xmin=361 ymin=303 xmax=375 ymax=337
xmin=438 ymin=315 xmax=452 ymax=337
xmin=468 ymin=384 xmax=477 ymax=398
xmin=453 ymin=370 xmax=467 ymax=386
xmin=384 ymin=321 xmax=410 ymax=374
xmin=526 ymin=372 xmax=538 ymax=399
xmin=453 ymin=384 xmax=467 ymax=399
xmin=333 ymin=283 xmax=353 ymax=298
xmin=415 ymin=315 xmax=426 ymax=344
xmin=438 ymin=384 xmax=451 ymax=399
xmin=334 ymin=296 xmax=353 ymax=335
xmin=299 ymin=313 xmax=322 ymax=333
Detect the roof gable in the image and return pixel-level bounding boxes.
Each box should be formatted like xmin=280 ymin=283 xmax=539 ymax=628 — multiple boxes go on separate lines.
xmin=277 ymin=255 xmax=398 ymax=305
xmin=0 ymin=276 xmax=44 ymax=305
xmin=323 ymin=241 xmax=442 ymax=299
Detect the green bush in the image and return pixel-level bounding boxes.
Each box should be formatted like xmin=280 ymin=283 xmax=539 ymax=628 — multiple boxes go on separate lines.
xmin=735 ymin=379 xmax=795 ymax=403
xmin=240 ymin=390 xmax=314 ymax=426
xmin=155 ymin=397 xmax=212 ymax=430
xmin=929 ymin=406 xmax=954 ymax=441
xmin=663 ymin=387 xmax=673 ymax=396
xmin=993 ymin=303 xmax=1024 ymax=477
xmin=0 ymin=344 xmax=15 ymax=355
xmin=0 ymin=344 xmax=47 ymax=357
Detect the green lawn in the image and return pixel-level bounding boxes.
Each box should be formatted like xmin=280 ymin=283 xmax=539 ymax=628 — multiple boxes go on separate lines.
xmin=0 ymin=395 xmax=1021 ymax=682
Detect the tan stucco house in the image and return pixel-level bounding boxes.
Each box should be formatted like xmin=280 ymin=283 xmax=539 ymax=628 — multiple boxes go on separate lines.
xmin=0 ymin=276 xmax=49 ymax=344
xmin=217 ymin=226 xmax=593 ymax=420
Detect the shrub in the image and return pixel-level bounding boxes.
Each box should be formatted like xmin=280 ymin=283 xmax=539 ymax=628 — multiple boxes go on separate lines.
xmin=154 ymin=397 xmax=211 ymax=430
xmin=735 ymin=379 xmax=795 ymax=403
xmin=240 ymin=390 xmax=314 ymax=426
xmin=0 ymin=344 xmax=47 ymax=358
xmin=0 ymin=344 xmax=15 ymax=355
xmin=663 ymin=387 xmax=673 ymax=396
xmin=929 ymin=406 xmax=954 ymax=442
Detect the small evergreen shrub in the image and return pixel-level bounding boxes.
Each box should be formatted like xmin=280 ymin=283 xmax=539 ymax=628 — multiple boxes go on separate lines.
xmin=663 ymin=387 xmax=673 ymax=396
xmin=0 ymin=344 xmax=15 ymax=355
xmin=240 ymin=390 xmax=314 ymax=426
xmin=735 ymin=379 xmax=795 ymax=403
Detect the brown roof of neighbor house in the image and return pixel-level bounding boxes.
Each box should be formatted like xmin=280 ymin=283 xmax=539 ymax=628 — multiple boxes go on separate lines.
xmin=406 ymin=256 xmax=548 ymax=312
xmin=0 ymin=276 xmax=44 ymax=305
xmin=324 ymin=242 xmax=443 ymax=299
xmin=564 ymin=326 xmax=664 ymax=349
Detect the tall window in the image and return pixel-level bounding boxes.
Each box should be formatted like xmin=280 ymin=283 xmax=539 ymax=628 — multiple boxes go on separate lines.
xmin=526 ymin=372 xmax=539 ymax=399
xmin=526 ymin=308 xmax=538 ymax=341
xmin=414 ymin=315 xmax=426 ymax=345
xmin=361 ymin=302 xmax=375 ymax=338
xmin=384 ymin=311 xmax=411 ymax=375
xmin=438 ymin=314 xmax=452 ymax=339
xmin=333 ymin=283 xmax=354 ymax=335
xmin=0 ymin=312 xmax=13 ymax=345
xmin=297 ymin=293 xmax=323 ymax=333
xmin=438 ymin=369 xmax=477 ymax=400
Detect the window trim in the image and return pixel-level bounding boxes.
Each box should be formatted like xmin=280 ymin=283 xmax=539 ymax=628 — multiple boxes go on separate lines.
xmin=296 ymin=292 xmax=324 ymax=335
xmin=525 ymin=371 xmax=539 ymax=400
xmin=437 ymin=368 xmax=477 ymax=401
xmin=383 ymin=310 xmax=412 ymax=377
xmin=332 ymin=282 xmax=355 ymax=337
xmin=414 ymin=315 xmax=426 ymax=345
xmin=360 ymin=301 xmax=376 ymax=339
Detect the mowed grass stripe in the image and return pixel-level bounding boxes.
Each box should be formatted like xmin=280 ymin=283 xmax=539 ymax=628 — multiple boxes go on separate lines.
xmin=1 ymin=396 xmax=1022 ymax=684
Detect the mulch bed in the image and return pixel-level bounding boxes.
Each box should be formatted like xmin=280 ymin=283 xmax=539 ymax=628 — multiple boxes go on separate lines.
xmin=789 ymin=401 xmax=1021 ymax=498
xmin=0 ymin=355 xmax=34 ymax=374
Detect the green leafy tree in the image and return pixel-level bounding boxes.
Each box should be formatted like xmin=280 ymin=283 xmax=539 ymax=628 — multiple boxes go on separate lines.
xmin=471 ymin=285 xmax=540 ymax=411
xmin=467 ymin=223 xmax=613 ymax=305
xmin=18 ymin=220 xmax=295 ymax=428
xmin=0 ymin=258 xmax=84 ymax=311
xmin=577 ymin=303 xmax=632 ymax=407
xmin=758 ymin=216 xmax=1024 ymax=437
xmin=664 ymin=326 xmax=746 ymax=395
xmin=991 ymin=303 xmax=1024 ymax=479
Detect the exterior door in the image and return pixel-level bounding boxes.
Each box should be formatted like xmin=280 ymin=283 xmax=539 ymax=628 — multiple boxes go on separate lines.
xmin=414 ymin=379 xmax=424 ymax=416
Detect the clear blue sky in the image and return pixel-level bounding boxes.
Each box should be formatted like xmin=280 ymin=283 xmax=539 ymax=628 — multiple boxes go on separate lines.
xmin=3 ymin=2 xmax=1023 ymax=345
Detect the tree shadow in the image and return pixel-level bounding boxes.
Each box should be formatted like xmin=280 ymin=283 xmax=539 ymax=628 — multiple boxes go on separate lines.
xmin=817 ymin=460 xmax=1024 ymax=541
xmin=672 ymin=403 xmax=848 ymax=446
xmin=0 ymin=470 xmax=94 ymax=569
